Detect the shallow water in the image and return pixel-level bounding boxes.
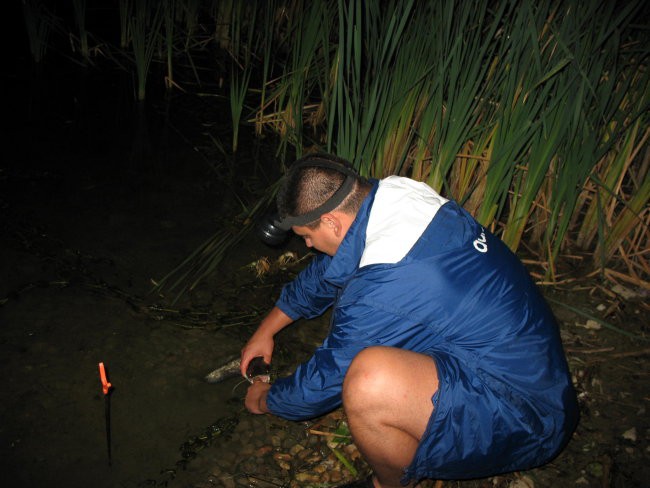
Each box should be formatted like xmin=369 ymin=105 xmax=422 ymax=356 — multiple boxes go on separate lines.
xmin=0 ymin=59 xmax=292 ymax=487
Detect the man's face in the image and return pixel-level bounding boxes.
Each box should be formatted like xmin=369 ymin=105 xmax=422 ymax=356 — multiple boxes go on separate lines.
xmin=292 ymin=221 xmax=341 ymax=256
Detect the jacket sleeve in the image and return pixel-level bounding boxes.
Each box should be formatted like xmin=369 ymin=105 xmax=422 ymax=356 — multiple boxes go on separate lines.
xmin=275 ymin=253 xmax=339 ymax=320
xmin=266 ymin=293 xmax=424 ymax=420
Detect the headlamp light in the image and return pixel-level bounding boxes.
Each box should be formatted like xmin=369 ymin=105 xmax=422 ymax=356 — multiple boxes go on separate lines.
xmin=256 ymin=212 xmax=289 ymax=247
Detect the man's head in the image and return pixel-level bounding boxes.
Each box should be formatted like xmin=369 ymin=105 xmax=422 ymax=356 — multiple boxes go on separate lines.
xmin=276 ymin=153 xmax=371 ymax=255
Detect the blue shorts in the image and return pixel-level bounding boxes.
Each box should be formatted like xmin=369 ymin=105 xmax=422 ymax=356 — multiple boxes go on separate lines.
xmin=402 ymin=351 xmax=576 ymax=484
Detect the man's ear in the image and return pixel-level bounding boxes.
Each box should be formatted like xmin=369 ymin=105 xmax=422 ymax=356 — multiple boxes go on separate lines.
xmin=321 ymin=213 xmax=341 ymax=235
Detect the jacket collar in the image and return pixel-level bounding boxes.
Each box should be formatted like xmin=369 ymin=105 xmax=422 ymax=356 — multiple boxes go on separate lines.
xmin=323 ymin=179 xmax=379 ymax=288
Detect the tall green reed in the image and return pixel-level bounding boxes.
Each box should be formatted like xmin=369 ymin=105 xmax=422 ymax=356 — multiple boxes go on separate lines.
xmin=72 ymin=0 xmax=89 ymax=63
xmin=228 ymin=0 xmax=256 ymax=153
xmin=534 ymin=0 xmax=648 ymax=276
xmin=155 ymin=0 xmax=648 ymax=297
xmin=488 ymin=1 xmax=574 ymax=247
xmin=130 ymin=0 xmax=163 ymax=101
xmin=333 ymin=0 xmax=417 ymax=174
xmin=21 ymin=0 xmax=54 ymax=64
xmin=161 ymin=0 xmax=175 ymax=90
xmin=262 ymin=0 xmax=647 ymax=278
xmin=260 ymin=1 xmax=333 ymax=160
xmin=119 ymin=0 xmax=130 ymax=48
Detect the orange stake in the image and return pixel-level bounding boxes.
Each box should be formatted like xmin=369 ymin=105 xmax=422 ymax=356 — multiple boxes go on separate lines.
xmin=98 ymin=362 xmax=113 ymax=466
xmin=99 ymin=362 xmax=112 ymax=395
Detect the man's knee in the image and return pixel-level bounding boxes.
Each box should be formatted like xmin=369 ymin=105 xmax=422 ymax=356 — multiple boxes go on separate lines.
xmin=343 ymin=346 xmax=394 ymax=410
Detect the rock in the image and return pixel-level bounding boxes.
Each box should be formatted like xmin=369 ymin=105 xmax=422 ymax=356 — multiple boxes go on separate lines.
xmin=218 ymin=475 xmax=236 ymax=488
xmin=622 ymin=427 xmax=637 ymax=442
xmin=255 ymin=445 xmax=273 ymax=456
xmin=294 ymin=472 xmax=321 ymax=483
xmin=611 ymin=284 xmax=639 ymax=299
xmin=272 ymin=452 xmax=292 ymax=462
xmin=297 ymin=447 xmax=314 ymax=460
xmin=508 ymin=475 xmax=534 ymax=488
xmin=330 ymin=469 xmax=343 ymax=483
xmin=289 ymin=443 xmax=305 ymax=456
xmin=576 ymin=319 xmax=601 ymax=330
xmin=586 ymin=461 xmax=603 ymax=477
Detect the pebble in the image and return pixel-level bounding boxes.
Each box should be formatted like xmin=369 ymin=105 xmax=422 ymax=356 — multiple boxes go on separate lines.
xmin=622 ymin=427 xmax=637 ymax=442
xmin=330 ymin=469 xmax=343 ymax=483
xmin=508 ymin=476 xmax=535 ymax=488
xmin=586 ymin=461 xmax=603 ymax=477
xmin=289 ymin=443 xmax=305 ymax=456
xmin=255 ymin=445 xmax=273 ymax=456
xmin=272 ymin=452 xmax=292 ymax=462
xmin=297 ymin=447 xmax=314 ymax=460
xmin=217 ymin=475 xmax=236 ymax=488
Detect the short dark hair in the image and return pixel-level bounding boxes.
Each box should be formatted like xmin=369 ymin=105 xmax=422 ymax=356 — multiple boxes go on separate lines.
xmin=277 ymin=153 xmax=372 ymax=228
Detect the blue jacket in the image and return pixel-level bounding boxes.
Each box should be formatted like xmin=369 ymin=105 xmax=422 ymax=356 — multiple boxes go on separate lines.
xmin=267 ymin=177 xmax=577 ymax=480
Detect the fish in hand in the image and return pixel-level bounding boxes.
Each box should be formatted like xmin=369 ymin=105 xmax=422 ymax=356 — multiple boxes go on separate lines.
xmin=205 ymin=356 xmax=270 ymax=384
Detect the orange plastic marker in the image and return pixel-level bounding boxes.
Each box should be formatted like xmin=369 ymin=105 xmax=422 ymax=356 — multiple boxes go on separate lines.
xmin=98 ymin=362 xmax=113 ymax=466
xmin=98 ymin=362 xmax=112 ymax=395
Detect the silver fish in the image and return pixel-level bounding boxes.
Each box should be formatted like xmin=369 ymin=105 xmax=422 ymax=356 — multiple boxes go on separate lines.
xmin=205 ymin=356 xmax=270 ymax=384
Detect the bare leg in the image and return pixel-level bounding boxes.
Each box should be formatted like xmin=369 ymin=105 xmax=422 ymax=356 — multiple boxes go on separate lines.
xmin=342 ymin=346 xmax=439 ymax=488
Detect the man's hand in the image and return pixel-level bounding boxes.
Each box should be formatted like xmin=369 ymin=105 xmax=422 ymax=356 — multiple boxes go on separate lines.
xmin=245 ymin=380 xmax=271 ymax=414
xmin=240 ymin=333 xmax=274 ymax=378
xmin=240 ymin=306 xmax=293 ymax=377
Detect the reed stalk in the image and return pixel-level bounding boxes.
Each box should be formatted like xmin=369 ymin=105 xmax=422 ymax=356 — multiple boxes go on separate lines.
xmin=228 ymin=0 xmax=256 ymax=153
xmin=72 ymin=0 xmax=89 ymax=63
xmin=257 ymin=0 xmax=333 ymax=160
xmin=162 ymin=0 xmax=175 ymax=90
xmin=180 ymin=0 xmax=201 ymax=52
xmin=129 ymin=0 xmax=163 ymax=101
xmin=21 ymin=0 xmax=53 ymax=64
xmin=253 ymin=2 xmax=280 ymax=140
xmin=119 ymin=0 xmax=130 ymax=48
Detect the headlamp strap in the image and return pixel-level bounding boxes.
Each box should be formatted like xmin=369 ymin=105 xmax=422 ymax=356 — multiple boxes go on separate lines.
xmin=274 ymin=155 xmax=358 ymax=231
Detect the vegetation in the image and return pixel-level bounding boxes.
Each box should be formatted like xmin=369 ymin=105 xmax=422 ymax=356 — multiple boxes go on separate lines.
xmin=21 ymin=0 xmax=649 ymax=296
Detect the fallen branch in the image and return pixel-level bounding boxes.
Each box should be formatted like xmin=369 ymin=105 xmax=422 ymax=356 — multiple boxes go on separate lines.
xmin=600 ymin=348 xmax=650 ymax=360
xmin=582 ymin=348 xmax=650 ymax=364
xmin=604 ymin=268 xmax=650 ymax=291
xmin=308 ymin=429 xmax=352 ymax=439
xmin=565 ymin=347 xmax=615 ymax=354
xmin=546 ymin=296 xmax=648 ymax=342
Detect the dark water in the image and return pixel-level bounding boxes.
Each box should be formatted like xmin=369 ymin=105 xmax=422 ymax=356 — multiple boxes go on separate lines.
xmin=1 ymin=57 xmax=283 ymax=487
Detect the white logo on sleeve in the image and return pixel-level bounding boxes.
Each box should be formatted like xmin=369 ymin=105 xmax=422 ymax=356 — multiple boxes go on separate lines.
xmin=473 ymin=230 xmax=488 ymax=253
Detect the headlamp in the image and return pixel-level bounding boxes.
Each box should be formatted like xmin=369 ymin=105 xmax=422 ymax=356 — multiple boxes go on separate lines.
xmin=257 ymin=154 xmax=358 ymax=246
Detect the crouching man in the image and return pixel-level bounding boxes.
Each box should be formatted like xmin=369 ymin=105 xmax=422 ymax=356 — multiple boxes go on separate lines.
xmin=240 ymin=153 xmax=578 ymax=487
